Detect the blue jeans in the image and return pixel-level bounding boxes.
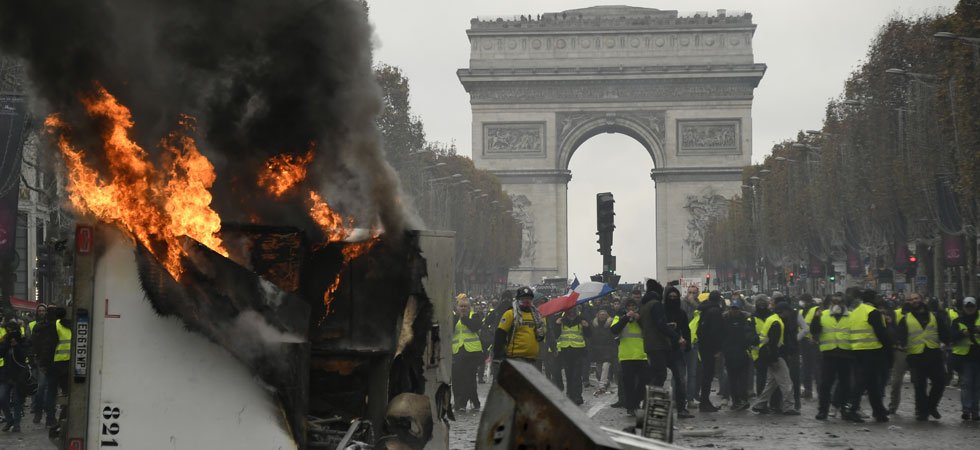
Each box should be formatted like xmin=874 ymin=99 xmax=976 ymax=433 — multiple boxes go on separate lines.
xmin=685 ymin=344 xmax=699 ymax=401
xmin=960 ymin=359 xmax=980 ymax=414
xmin=31 ymin=368 xmax=47 ymax=415
xmin=0 ymin=382 xmax=23 ymax=426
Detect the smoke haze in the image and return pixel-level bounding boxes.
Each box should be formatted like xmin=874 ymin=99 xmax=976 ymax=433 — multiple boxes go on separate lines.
xmin=0 ymin=0 xmax=406 ymax=238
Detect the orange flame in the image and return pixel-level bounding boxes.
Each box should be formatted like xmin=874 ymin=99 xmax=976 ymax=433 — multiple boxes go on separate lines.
xmin=257 ymin=150 xmax=314 ymax=198
xmin=253 ymin=136 xmax=384 ymax=317
xmin=45 ymin=85 xmax=227 ymax=279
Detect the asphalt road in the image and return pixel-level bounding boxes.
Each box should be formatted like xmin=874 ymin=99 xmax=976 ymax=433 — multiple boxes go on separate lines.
xmin=451 ymin=370 xmax=980 ymax=450
xmin=5 ymin=372 xmax=977 ymax=450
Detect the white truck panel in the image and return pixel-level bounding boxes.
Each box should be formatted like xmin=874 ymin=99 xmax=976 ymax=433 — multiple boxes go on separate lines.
xmin=88 ymin=234 xmax=296 ymax=450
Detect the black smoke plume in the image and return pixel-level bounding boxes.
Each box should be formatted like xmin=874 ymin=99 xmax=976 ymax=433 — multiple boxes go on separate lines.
xmin=0 ymin=0 xmax=406 ymax=238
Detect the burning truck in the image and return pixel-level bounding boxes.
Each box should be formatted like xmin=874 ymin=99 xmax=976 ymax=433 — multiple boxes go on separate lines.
xmin=0 ymin=0 xmax=457 ymax=448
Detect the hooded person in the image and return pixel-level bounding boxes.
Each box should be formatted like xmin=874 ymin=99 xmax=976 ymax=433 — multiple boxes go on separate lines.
xmin=638 ymin=280 xmax=683 ymax=393
xmin=694 ymin=290 xmax=724 ymax=412
xmin=721 ymin=298 xmax=758 ymax=410
xmin=664 ymin=285 xmax=693 ymax=418
xmin=752 ymin=297 xmax=772 ymax=396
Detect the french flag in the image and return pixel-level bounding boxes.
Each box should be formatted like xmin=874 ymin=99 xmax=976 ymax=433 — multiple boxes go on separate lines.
xmin=538 ymin=277 xmax=615 ymax=316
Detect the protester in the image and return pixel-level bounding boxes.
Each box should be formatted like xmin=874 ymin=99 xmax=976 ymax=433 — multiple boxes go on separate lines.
xmin=751 ymin=302 xmax=798 ymax=415
xmin=695 ymin=291 xmax=724 ymax=412
xmin=721 ymin=298 xmax=757 ymax=411
xmin=682 ymin=285 xmax=701 ymax=406
xmin=556 ymin=306 xmax=590 ymax=405
xmin=493 ymin=287 xmax=546 ymax=373
xmin=610 ymin=298 xmax=647 ymax=417
xmin=951 ymin=296 xmax=980 ymax=420
xmin=845 ymin=289 xmax=891 ymax=423
xmin=591 ymin=309 xmax=617 ymax=395
xmin=664 ymin=286 xmax=693 ymax=418
xmin=451 ymin=297 xmax=484 ymax=412
xmin=810 ymin=292 xmax=852 ymax=420
xmin=897 ymin=291 xmax=951 ymax=421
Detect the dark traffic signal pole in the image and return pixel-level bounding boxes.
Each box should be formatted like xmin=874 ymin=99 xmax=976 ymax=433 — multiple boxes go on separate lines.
xmin=595 ymin=193 xmax=620 ymax=287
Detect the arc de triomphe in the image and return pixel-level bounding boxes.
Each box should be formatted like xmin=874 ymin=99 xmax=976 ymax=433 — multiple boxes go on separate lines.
xmin=458 ymin=6 xmax=766 ymax=286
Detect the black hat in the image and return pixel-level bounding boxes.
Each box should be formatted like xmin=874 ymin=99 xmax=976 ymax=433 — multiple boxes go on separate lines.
xmin=516 ymin=286 xmax=534 ymax=299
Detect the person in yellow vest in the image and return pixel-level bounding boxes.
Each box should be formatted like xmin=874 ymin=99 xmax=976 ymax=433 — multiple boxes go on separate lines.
xmin=681 ymin=286 xmax=701 ymax=407
xmin=810 ymin=292 xmax=852 ymax=420
xmin=556 ymin=306 xmax=590 ymax=405
xmin=751 ymin=302 xmax=798 ymax=414
xmin=887 ymin=296 xmax=912 ymax=414
xmin=799 ymin=294 xmax=821 ymax=399
xmin=950 ymin=296 xmax=979 ymax=420
xmin=750 ymin=297 xmax=772 ymax=399
xmin=0 ymin=320 xmax=29 ymax=432
xmin=493 ymin=287 xmax=546 ymax=372
xmin=897 ymin=291 xmax=951 ymax=421
xmin=451 ymin=297 xmax=484 ymax=412
xmin=34 ymin=306 xmax=70 ymax=428
xmin=844 ymin=289 xmax=892 ymax=423
xmin=610 ymin=298 xmax=647 ymax=417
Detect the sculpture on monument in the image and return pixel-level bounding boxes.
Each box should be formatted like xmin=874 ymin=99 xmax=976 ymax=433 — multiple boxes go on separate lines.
xmin=683 ymin=192 xmax=731 ymax=264
xmin=510 ymin=194 xmax=536 ymax=267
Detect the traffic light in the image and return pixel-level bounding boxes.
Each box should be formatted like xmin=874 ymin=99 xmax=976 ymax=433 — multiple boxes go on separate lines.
xmin=908 ymin=254 xmax=918 ymax=264
xmin=36 ymin=245 xmax=51 ymax=276
xmin=705 ymin=273 xmax=711 ymax=286
xmin=829 ymin=272 xmax=837 ymax=282
xmin=788 ymin=271 xmax=796 ymax=283
xmin=596 ymin=192 xmax=615 ymax=255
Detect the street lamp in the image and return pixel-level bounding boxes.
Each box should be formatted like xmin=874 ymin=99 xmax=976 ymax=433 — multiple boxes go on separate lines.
xmin=933 ymin=31 xmax=980 ymax=65
xmin=842 ymin=99 xmax=864 ymax=106
xmin=423 ymin=162 xmax=447 ymax=171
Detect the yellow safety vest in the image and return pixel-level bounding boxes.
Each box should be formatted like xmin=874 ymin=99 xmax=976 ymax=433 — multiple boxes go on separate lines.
xmin=849 ymin=303 xmax=883 ymax=351
xmin=760 ymin=314 xmax=785 ymax=350
xmin=750 ymin=316 xmax=765 ymax=361
xmin=452 ymin=312 xmax=482 ymax=354
xmin=55 ymin=320 xmax=72 ymax=362
xmin=804 ymin=306 xmax=820 ymax=325
xmin=557 ymin=323 xmax=586 ymax=350
xmin=689 ymin=310 xmax=701 ymax=345
xmin=952 ymin=315 xmax=980 ymax=356
xmin=948 ymin=308 xmax=959 ymax=323
xmin=818 ymin=310 xmax=852 ymax=351
xmin=905 ymin=312 xmax=940 ymax=355
xmin=29 ymin=321 xmax=36 ymax=333
xmin=0 ymin=325 xmax=26 ymax=367
xmin=611 ymin=316 xmax=646 ymax=361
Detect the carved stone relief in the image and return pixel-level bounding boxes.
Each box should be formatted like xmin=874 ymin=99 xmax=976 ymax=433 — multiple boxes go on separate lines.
xmin=677 ymin=120 xmax=740 ymax=155
xmin=472 ymin=32 xmax=754 ymax=56
xmin=470 ymin=80 xmax=754 ymax=104
xmin=510 ymin=194 xmax=536 ymax=267
xmin=683 ymin=192 xmax=731 ymax=264
xmin=556 ymin=110 xmax=664 ymax=154
xmin=0 ymin=57 xmax=27 ymax=93
xmin=483 ymin=123 xmax=545 ymax=158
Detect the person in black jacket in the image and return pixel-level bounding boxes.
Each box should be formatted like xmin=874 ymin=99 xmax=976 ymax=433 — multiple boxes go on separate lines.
xmin=638 ymin=280 xmax=683 ymax=392
xmin=721 ymin=299 xmax=758 ymax=411
xmin=0 ymin=321 xmax=29 ymax=432
xmin=696 ymin=291 xmax=724 ymax=412
xmin=452 ymin=298 xmax=484 ymax=412
xmin=663 ymin=286 xmax=693 ymax=418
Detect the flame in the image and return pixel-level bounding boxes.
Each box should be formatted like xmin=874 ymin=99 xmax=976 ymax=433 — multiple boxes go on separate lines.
xmin=45 ymin=85 xmax=227 ymax=279
xmin=255 ymin=141 xmax=383 ymax=317
xmin=257 ymin=150 xmax=314 ymax=198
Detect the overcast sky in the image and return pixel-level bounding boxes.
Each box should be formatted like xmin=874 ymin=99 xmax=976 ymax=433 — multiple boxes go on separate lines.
xmin=367 ymin=0 xmax=957 ymax=283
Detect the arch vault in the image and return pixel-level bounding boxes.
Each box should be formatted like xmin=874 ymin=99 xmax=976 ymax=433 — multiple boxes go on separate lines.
xmin=458 ymin=6 xmax=766 ymax=286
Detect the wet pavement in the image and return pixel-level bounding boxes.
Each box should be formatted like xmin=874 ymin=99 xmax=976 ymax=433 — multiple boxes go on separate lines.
xmin=4 ymin=373 xmax=977 ymax=449
xmin=450 ymin=370 xmax=980 ymax=450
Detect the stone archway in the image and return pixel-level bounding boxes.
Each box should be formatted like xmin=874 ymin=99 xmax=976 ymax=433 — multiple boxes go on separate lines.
xmin=458 ymin=6 xmax=766 ymax=286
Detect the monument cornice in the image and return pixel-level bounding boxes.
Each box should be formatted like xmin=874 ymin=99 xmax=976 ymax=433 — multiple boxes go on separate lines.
xmin=488 ymin=169 xmax=573 ymax=185
xmin=460 ymin=76 xmax=763 ymax=104
xmin=458 ymin=63 xmax=766 ymax=80
xmin=650 ymin=166 xmax=744 ymax=182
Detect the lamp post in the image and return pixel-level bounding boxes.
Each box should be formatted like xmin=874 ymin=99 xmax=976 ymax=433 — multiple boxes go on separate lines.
xmin=934 ymin=31 xmax=980 ymax=66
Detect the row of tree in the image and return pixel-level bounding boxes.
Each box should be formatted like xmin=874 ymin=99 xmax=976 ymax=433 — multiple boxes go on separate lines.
xmin=376 ymin=65 xmax=522 ymax=294
xmin=703 ymin=1 xmax=979 ymax=297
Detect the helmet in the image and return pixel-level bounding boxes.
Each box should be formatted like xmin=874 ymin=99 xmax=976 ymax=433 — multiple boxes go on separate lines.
xmin=516 ymin=286 xmax=534 ymax=299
